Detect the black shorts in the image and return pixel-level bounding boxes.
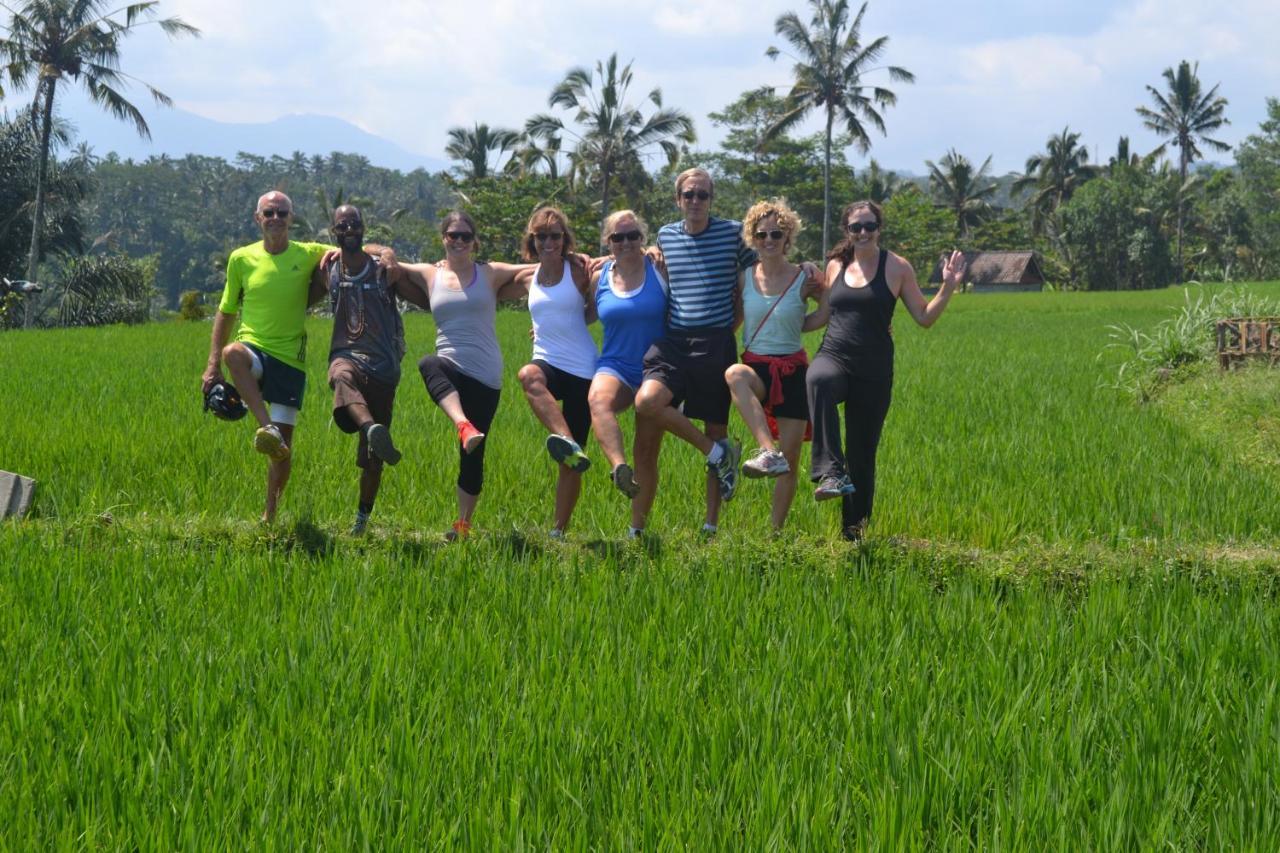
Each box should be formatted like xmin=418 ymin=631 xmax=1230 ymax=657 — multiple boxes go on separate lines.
xmin=530 ymin=359 xmax=591 ymax=446
xmin=642 ymin=328 xmax=736 ymax=425
xmin=746 ymin=359 xmax=809 ymax=421
xmin=244 ymin=343 xmax=305 ymax=410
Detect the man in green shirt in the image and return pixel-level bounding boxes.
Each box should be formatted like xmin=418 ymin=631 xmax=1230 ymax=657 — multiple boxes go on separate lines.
xmin=202 ymin=191 xmax=329 ymax=523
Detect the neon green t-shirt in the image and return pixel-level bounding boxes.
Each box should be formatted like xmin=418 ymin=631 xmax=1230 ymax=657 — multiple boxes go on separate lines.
xmin=218 ymin=241 xmax=328 ymax=369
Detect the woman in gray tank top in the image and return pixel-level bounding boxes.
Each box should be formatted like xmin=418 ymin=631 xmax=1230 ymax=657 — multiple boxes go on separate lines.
xmin=386 ymin=211 xmax=533 ymax=541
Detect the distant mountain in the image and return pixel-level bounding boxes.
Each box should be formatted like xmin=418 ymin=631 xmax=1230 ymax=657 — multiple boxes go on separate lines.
xmin=63 ymin=104 xmax=450 ymax=174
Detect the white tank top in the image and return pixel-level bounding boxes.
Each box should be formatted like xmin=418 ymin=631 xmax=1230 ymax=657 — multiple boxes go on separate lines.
xmin=529 ymin=260 xmax=598 ymax=379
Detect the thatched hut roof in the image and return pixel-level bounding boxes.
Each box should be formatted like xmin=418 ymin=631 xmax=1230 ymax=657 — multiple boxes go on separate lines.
xmin=928 ymin=251 xmax=1045 ymax=286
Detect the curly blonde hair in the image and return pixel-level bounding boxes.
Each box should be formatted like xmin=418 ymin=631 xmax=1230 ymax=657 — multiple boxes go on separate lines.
xmin=742 ymin=198 xmax=803 ymax=250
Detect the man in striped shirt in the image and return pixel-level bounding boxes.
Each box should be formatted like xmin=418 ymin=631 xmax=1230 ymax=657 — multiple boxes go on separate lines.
xmin=635 ymin=168 xmax=756 ymax=532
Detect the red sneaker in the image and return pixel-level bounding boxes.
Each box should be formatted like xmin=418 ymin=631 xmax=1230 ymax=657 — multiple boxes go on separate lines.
xmin=457 ymin=420 xmax=485 ymax=454
xmin=445 ymin=519 xmax=472 ymax=542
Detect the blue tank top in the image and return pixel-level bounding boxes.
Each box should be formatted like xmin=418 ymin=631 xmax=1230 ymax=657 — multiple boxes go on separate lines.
xmin=595 ymin=258 xmax=667 ymax=387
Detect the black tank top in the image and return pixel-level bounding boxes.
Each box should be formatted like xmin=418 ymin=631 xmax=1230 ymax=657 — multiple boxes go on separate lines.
xmin=817 ymin=249 xmax=896 ymax=379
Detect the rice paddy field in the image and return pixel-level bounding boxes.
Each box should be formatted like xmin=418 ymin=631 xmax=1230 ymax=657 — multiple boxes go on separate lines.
xmin=3 ymin=282 xmax=1280 ymax=846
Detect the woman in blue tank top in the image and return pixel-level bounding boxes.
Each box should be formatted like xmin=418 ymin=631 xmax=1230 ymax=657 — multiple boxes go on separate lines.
xmin=588 ymin=210 xmax=668 ymax=537
xmin=807 ymin=200 xmax=966 ymax=541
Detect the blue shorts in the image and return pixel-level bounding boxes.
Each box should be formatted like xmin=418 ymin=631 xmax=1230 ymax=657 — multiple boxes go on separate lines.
xmin=594 ymin=360 xmax=641 ymax=391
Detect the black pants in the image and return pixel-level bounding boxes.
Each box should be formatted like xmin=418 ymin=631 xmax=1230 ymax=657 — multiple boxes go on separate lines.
xmin=806 ymin=353 xmax=893 ymax=529
xmin=419 ymin=355 xmax=501 ymax=496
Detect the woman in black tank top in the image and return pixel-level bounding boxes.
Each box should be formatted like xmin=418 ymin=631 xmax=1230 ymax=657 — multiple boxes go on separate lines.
xmin=806 ymin=201 xmax=966 ymax=541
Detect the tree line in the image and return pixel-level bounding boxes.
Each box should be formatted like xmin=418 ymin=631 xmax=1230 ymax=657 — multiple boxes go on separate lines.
xmin=2 ymin=0 xmax=1278 ymax=329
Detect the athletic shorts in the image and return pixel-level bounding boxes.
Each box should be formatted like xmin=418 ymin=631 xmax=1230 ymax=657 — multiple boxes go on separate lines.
xmin=329 ymin=358 xmax=397 ymax=468
xmin=746 ymin=360 xmax=809 ymax=421
xmin=531 ymin=359 xmax=591 ymax=446
xmin=243 ymin=343 xmax=305 ymax=411
xmin=642 ymin=328 xmax=736 ymax=425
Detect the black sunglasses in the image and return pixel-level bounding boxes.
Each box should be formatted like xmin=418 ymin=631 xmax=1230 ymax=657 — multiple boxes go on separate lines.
xmin=260 ymin=208 xmax=291 ymax=219
xmin=753 ymin=229 xmax=785 ymax=241
xmin=608 ymin=230 xmax=644 ymax=244
xmin=534 ymin=232 xmax=564 ymax=243
xmin=333 ymin=221 xmax=362 ymax=233
xmin=680 ymin=190 xmax=710 ymax=201
xmin=846 ymin=221 xmax=879 ymax=234
xmin=445 ymin=231 xmax=474 ymax=243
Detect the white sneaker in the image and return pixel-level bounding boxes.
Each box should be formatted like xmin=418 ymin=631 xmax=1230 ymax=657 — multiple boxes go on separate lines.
xmin=743 ymin=448 xmax=790 ymax=479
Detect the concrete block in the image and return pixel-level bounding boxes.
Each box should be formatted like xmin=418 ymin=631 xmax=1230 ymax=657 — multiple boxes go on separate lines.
xmin=0 ymin=471 xmax=36 ymax=518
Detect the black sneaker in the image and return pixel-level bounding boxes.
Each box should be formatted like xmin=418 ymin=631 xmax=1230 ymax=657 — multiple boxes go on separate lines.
xmin=366 ymin=423 xmax=401 ymax=465
xmin=546 ymin=433 xmax=591 ymax=472
xmin=611 ymin=462 xmax=640 ymax=498
xmin=708 ymin=438 xmax=742 ymax=501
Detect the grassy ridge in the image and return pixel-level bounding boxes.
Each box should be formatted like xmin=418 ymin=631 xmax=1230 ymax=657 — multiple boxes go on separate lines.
xmin=3 ymin=284 xmax=1280 ymax=845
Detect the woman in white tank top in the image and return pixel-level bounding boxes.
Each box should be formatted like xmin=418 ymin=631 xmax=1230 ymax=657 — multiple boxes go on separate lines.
xmin=512 ymin=206 xmax=597 ymax=538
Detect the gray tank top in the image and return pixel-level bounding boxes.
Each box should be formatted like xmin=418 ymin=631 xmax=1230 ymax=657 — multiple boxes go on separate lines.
xmin=430 ymin=262 xmax=503 ymax=389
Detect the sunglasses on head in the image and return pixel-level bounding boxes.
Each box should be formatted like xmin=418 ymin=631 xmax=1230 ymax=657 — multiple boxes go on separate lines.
xmin=333 ymin=221 xmax=362 ymax=233
xmin=533 ymin=232 xmax=563 ymax=243
xmin=609 ymin=230 xmax=643 ymax=244
xmin=680 ymin=189 xmax=710 ymax=201
xmin=260 ymin=208 xmax=291 ymax=219
xmin=754 ymin=229 xmax=785 ymax=241
xmin=846 ymin=221 xmax=879 ymax=234
xmin=445 ymin=231 xmax=474 ymax=243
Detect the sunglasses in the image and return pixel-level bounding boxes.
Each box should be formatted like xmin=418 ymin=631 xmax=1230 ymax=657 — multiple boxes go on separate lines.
xmin=608 ymin=230 xmax=644 ymax=244
xmin=846 ymin=221 xmax=879 ymax=234
xmin=333 ymin=221 xmax=362 ymax=233
xmin=445 ymin=231 xmax=474 ymax=243
xmin=533 ymin=232 xmax=564 ymax=243
xmin=260 ymin=208 xmax=291 ymax=219
xmin=753 ymin=229 xmax=785 ymax=241
xmin=680 ymin=190 xmax=710 ymax=201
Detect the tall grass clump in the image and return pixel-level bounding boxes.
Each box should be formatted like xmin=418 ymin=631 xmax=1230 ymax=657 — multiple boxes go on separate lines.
xmin=1104 ymin=286 xmax=1280 ymax=401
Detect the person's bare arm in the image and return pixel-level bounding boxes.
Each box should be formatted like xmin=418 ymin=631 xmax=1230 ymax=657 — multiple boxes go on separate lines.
xmin=491 ymin=261 xmax=536 ymax=301
xmin=569 ymin=256 xmax=598 ymax=324
xmin=733 ymin=269 xmax=746 ymax=332
xmin=899 ymin=251 xmax=965 ymax=328
xmin=801 ymin=271 xmax=831 ymax=333
xmin=308 ymin=265 xmax=328 ymax=307
xmin=201 ymin=310 xmax=237 ymax=391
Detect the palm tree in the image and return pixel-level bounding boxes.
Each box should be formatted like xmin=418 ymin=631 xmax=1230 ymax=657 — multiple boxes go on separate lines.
xmin=1136 ymin=60 xmax=1230 ymax=279
xmin=0 ymin=0 xmax=199 ymax=298
xmin=444 ymin=123 xmax=519 ymax=180
xmin=925 ymin=149 xmax=997 ymax=238
xmin=527 ymin=53 xmax=695 ymax=219
xmin=1013 ymin=126 xmax=1100 ymax=234
xmin=505 ymin=132 xmax=561 ymax=180
xmin=764 ymin=0 xmax=914 ymax=255
xmin=854 ymin=158 xmax=903 ymax=204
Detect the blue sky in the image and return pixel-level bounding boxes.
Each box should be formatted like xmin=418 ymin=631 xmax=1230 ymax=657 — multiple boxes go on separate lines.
xmin=5 ymin=0 xmax=1277 ymax=174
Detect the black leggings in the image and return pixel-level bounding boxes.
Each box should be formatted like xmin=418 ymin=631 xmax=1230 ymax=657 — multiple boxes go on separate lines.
xmin=419 ymin=355 xmax=501 ymax=496
xmin=806 ymin=353 xmax=893 ymax=529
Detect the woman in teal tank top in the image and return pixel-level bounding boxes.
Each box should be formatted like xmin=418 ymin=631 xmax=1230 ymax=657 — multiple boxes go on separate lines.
xmin=724 ymin=199 xmax=829 ymax=532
